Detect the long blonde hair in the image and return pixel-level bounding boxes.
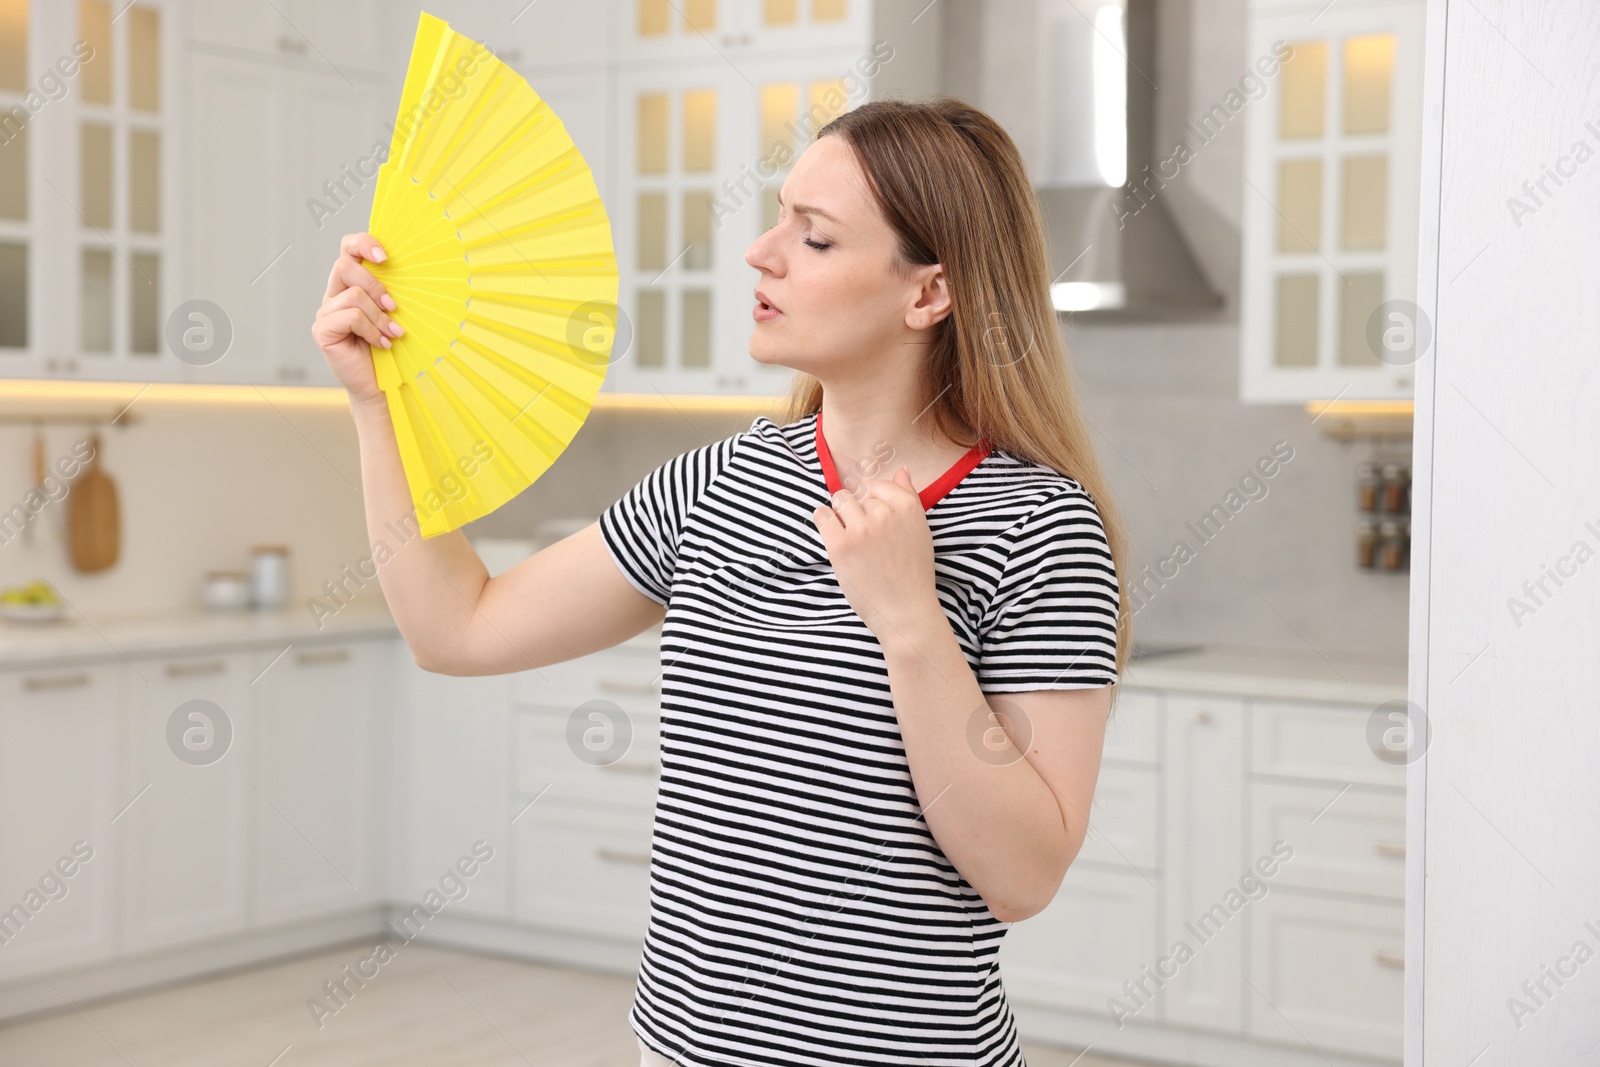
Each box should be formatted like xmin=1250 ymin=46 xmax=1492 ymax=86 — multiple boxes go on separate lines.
xmin=784 ymin=97 xmax=1134 ymax=692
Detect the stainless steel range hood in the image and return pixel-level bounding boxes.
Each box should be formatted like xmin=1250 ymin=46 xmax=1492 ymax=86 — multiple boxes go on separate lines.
xmin=1035 ymin=0 xmax=1222 ymax=319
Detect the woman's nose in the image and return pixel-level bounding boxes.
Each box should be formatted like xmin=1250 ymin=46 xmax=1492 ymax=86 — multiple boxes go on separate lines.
xmin=744 ymin=226 xmax=779 ymax=273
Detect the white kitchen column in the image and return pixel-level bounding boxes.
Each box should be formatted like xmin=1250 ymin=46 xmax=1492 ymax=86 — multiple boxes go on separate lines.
xmin=1410 ymin=1 xmax=1600 ymax=1064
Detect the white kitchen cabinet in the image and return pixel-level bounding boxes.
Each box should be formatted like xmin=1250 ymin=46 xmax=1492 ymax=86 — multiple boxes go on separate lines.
xmin=119 ymin=651 xmax=254 ymax=954
xmin=187 ymin=0 xmax=386 ymax=76
xmin=509 ymin=641 xmax=663 ymax=717
xmin=1002 ymin=683 xmax=1404 ymax=1063
xmin=0 ymin=664 xmax=120 ymax=981
xmin=1240 ymin=0 xmax=1426 ymax=402
xmin=524 ymin=71 xmax=614 ymax=208
xmin=1249 ymin=781 xmax=1404 ymax=900
xmin=185 ymin=51 xmax=387 ymax=388
xmin=1158 ymin=691 xmax=1246 ymax=1031
xmin=512 ymin=703 xmax=662 ymax=810
xmin=395 ymin=658 xmax=511 ymax=920
xmin=1249 ymin=695 xmax=1407 ymax=788
xmin=511 ymin=801 xmax=654 ymax=941
xmin=999 ymin=863 xmax=1163 ymax=1020
xmin=1103 ymin=686 xmax=1163 ymax=766
xmin=393 ymin=0 xmax=615 ymax=71
xmin=1074 ymin=764 xmax=1160 ymax=876
xmin=277 ymin=66 xmax=390 ymax=387
xmin=1247 ymin=890 xmax=1405 ymax=1057
xmin=252 ymin=641 xmax=384 ymax=927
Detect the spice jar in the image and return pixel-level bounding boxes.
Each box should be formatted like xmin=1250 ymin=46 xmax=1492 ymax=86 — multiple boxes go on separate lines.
xmin=1378 ymin=520 xmax=1405 ymax=571
xmin=1380 ymin=462 xmax=1410 ymax=513
xmin=1356 ymin=519 xmax=1379 ymax=569
xmin=250 ymin=545 xmax=291 ymax=609
xmin=1357 ymin=461 xmax=1381 ymax=513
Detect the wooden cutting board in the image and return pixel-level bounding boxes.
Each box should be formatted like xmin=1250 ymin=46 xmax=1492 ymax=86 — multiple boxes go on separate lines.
xmin=69 ymin=433 xmax=120 ymax=573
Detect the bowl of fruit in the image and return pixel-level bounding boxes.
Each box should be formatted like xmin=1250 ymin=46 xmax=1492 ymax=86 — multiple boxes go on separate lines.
xmin=0 ymin=580 xmax=68 ymax=623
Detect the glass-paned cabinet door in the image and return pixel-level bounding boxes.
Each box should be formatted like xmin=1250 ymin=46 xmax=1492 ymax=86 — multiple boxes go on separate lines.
xmin=1240 ymin=0 xmax=1425 ymax=402
xmin=618 ymin=0 xmax=869 ymax=61
xmin=741 ymin=0 xmax=871 ymax=54
xmin=71 ymin=0 xmax=175 ymax=380
xmin=0 ymin=0 xmax=38 ymax=372
xmin=618 ymin=0 xmax=732 ymax=62
xmin=611 ymin=64 xmax=776 ymax=394
xmin=0 ymin=0 xmax=177 ymax=380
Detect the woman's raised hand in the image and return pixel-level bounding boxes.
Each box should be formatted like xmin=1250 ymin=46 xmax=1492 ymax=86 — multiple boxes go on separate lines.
xmin=311 ymin=232 xmax=405 ymax=406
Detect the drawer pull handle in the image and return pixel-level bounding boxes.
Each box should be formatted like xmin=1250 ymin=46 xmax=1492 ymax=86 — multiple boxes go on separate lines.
xmin=1374 ymin=840 xmax=1405 ymax=858
xmin=23 ymin=672 xmax=90 ymax=691
xmin=1373 ymin=949 xmax=1404 ymax=969
xmin=165 ymin=659 xmax=226 ymax=678
xmin=596 ymin=847 xmax=651 ymax=866
xmin=599 ymin=678 xmax=659 ymax=694
xmin=1193 ymin=709 xmax=1212 ymax=724
xmin=601 ymin=758 xmax=659 ymax=775
xmin=295 ymin=648 xmax=351 ymax=666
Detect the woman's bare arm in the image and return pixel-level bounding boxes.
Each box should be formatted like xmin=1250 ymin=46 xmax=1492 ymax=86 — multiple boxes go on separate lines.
xmin=318 ymin=232 xmax=664 ymax=675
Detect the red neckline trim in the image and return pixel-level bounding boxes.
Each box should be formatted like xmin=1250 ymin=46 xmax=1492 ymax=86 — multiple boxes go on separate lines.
xmin=815 ymin=409 xmax=993 ymax=511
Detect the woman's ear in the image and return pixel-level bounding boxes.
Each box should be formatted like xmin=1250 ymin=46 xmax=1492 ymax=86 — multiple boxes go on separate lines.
xmin=908 ymin=265 xmax=953 ymax=331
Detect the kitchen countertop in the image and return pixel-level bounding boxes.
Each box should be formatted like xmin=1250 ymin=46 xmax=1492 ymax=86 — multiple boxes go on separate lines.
xmin=0 ymin=603 xmax=403 ymax=669
xmin=1 ymin=607 xmax=1403 ymax=706
xmin=1121 ymin=642 xmax=1408 ymax=706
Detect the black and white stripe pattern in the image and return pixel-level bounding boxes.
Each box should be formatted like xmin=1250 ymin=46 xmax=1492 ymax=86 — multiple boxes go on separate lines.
xmin=599 ymin=413 xmax=1119 ymax=1067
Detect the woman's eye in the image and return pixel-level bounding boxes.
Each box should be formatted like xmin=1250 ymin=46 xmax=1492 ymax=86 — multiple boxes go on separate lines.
xmin=803 ymin=237 xmax=831 ymax=250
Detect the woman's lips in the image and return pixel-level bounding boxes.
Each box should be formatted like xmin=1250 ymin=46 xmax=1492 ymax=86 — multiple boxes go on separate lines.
xmin=753 ymin=300 xmax=782 ymax=323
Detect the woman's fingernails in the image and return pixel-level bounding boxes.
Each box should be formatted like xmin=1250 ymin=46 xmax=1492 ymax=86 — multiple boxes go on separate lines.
xmin=380 ymin=336 xmax=392 ymax=348
xmin=370 ymin=246 xmax=387 ymax=263
xmin=380 ymin=294 xmax=397 ymax=311
xmin=389 ymin=321 xmax=405 ymax=337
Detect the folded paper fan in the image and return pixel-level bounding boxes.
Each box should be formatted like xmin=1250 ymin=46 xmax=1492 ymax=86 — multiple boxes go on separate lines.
xmin=366 ymin=12 xmax=619 ymax=538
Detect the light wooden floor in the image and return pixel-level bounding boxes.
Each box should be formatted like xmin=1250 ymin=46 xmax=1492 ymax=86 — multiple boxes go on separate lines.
xmin=0 ymin=942 xmax=1158 ymax=1066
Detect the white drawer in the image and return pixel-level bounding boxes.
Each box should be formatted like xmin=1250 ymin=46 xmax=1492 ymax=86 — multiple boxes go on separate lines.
xmin=1104 ymin=687 xmax=1161 ymax=765
xmin=510 ymin=646 xmax=661 ymax=717
xmin=1249 ymin=781 xmax=1404 ymax=900
xmin=1247 ymin=891 xmax=1404 ymax=1060
xmin=514 ymin=704 xmax=660 ymax=808
xmin=1000 ymin=865 xmax=1162 ymax=1017
xmin=511 ymin=802 xmax=654 ymax=940
xmin=1076 ymin=764 xmax=1160 ymax=876
xmin=1249 ymin=698 xmax=1406 ymax=789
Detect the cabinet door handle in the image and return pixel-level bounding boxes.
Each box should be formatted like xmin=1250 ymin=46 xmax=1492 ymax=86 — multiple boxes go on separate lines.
xmin=596 ymin=847 xmax=651 ymax=865
xmin=1193 ymin=709 xmax=1212 ymax=724
xmin=599 ymin=678 xmax=659 ymax=694
xmin=23 ymin=671 xmax=90 ymax=691
xmin=1373 ymin=949 xmax=1404 ymax=969
xmin=165 ymin=659 xmax=227 ymax=678
xmin=1374 ymin=840 xmax=1405 ymax=858
xmin=601 ymin=758 xmax=659 ymax=775
xmin=295 ymin=648 xmax=351 ymax=667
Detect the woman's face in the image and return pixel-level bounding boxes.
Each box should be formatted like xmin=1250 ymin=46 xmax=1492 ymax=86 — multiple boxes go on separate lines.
xmin=743 ymin=134 xmax=947 ymax=379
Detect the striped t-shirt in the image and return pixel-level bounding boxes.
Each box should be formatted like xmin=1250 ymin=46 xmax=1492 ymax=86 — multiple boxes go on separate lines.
xmin=599 ymin=410 xmax=1120 ymax=1067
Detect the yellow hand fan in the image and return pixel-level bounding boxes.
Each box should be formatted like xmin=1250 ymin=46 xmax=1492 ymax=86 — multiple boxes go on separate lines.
xmin=366 ymin=12 xmax=619 ymax=538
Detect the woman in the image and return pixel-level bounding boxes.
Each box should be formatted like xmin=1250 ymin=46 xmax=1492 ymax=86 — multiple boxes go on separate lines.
xmin=313 ymin=97 xmax=1131 ymax=1067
